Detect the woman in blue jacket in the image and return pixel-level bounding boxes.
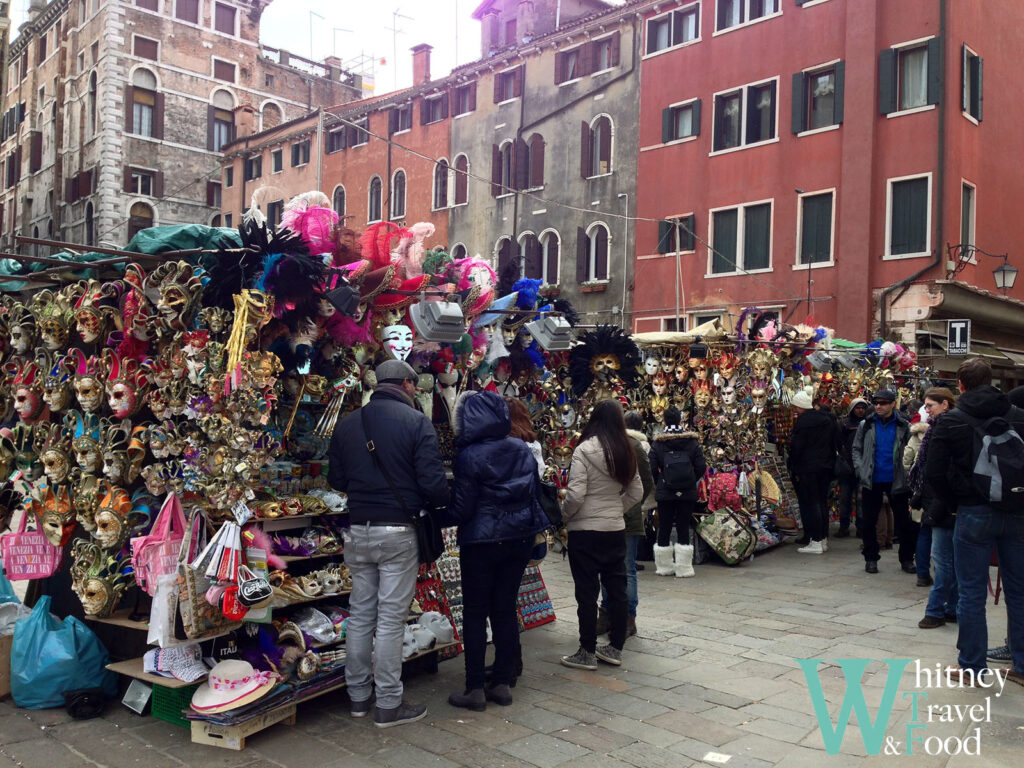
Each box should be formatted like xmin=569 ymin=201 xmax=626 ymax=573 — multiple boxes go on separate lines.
xmin=444 ymin=391 xmax=549 ymax=711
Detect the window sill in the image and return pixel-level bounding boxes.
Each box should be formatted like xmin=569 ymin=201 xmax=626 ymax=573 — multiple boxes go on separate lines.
xmin=272 ymin=170 xmax=283 ymax=175
xmin=883 ymin=250 xmax=931 ymax=261
xmin=496 ymin=192 xmax=515 ymax=199
xmin=292 ymin=163 xmax=309 ymax=169
xmin=796 ymin=124 xmax=840 ymax=138
xmin=585 ymin=172 xmax=614 ymax=180
xmin=557 ymin=77 xmax=582 ymax=88
xmin=454 ymin=111 xmax=473 ymax=119
xmin=431 ymin=205 xmax=449 ymax=212
xmin=450 ymin=201 xmax=468 ymax=208
xmin=351 ymin=142 xmax=368 ymax=149
xmin=642 ymin=38 xmax=701 ymax=61
xmin=792 ymin=260 xmax=834 ymax=271
xmin=709 ymin=137 xmax=779 ymax=157
xmin=367 ymin=218 xmax=382 ymax=225
xmin=641 ymin=134 xmax=699 ymax=152
xmin=704 ymin=267 xmax=774 ymax=279
xmin=712 ymin=11 xmax=782 ymax=38
xmin=962 ymin=111 xmax=980 ymax=126
xmin=580 ymin=282 xmax=609 ymax=293
xmin=496 ymin=97 xmax=520 ymax=106
xmin=799 ymin=0 xmax=834 ymax=7
xmin=886 ymin=104 xmax=936 ymax=119
xmin=590 ymin=67 xmax=616 ymax=77
xmin=393 ymin=128 xmax=411 ymax=136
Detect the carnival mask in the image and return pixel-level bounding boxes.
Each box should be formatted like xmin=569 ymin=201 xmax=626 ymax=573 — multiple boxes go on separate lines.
xmin=691 ymin=361 xmax=709 ymax=381
xmin=720 ymin=385 xmax=737 ymax=406
xmin=71 ymin=470 xmax=101 ymax=531
xmin=660 ymin=357 xmax=674 ymax=375
xmin=382 ymin=324 xmax=414 ymax=362
xmin=674 ymin=363 xmax=690 ymax=384
xmin=67 ymin=350 xmax=105 ymax=413
xmin=590 ymin=354 xmax=621 ymax=379
xmin=93 ymin=481 xmax=142 ymax=550
xmin=144 ymin=261 xmax=204 ymax=334
xmin=200 ymin=307 xmax=231 ymax=335
xmin=643 ymin=355 xmax=660 ymax=376
xmin=35 ymin=423 xmax=74 ymax=484
xmin=247 ymin=352 xmax=283 ymax=390
xmin=750 ymin=383 xmax=769 ymax=414
xmin=13 ymin=386 xmax=43 ymax=422
xmin=72 ymin=279 xmax=121 ymax=344
xmin=651 ymin=372 xmax=668 ymax=396
xmin=31 ymin=289 xmax=75 ymax=350
xmin=27 ymin=483 xmax=76 ymax=547
xmin=8 ymin=424 xmax=38 ymax=476
xmin=9 ymin=322 xmax=35 ymax=355
xmin=692 ymin=382 xmax=713 ymax=409
xmin=40 ymin=351 xmax=74 ymax=412
xmin=70 ymin=540 xmax=128 ymax=617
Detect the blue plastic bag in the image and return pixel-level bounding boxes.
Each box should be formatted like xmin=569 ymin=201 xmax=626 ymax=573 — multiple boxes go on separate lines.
xmin=11 ymin=596 xmax=118 ymax=709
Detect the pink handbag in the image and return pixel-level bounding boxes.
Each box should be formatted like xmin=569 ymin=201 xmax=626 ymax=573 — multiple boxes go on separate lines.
xmin=1 ymin=510 xmax=62 ymax=581
xmin=131 ymin=493 xmax=187 ymax=596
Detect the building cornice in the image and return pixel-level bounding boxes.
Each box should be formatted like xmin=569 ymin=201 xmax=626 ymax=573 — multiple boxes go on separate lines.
xmin=10 ymin=0 xmax=71 ymax=58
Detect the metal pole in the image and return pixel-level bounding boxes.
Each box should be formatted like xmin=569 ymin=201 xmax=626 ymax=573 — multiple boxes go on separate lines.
xmin=674 ymin=221 xmax=681 ymax=330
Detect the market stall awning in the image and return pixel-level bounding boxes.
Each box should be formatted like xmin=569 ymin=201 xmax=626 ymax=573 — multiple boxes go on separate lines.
xmin=631 ymin=318 xmax=729 ymax=346
xmin=916 ymin=331 xmax=1016 ymax=364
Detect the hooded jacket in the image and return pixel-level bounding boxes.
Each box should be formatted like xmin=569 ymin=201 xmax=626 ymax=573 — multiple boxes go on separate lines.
xmin=624 ymin=428 xmax=655 ymax=536
xmin=328 ymin=385 xmax=449 ymax=524
xmin=837 ymin=398 xmax=869 ymax=477
xmin=852 ymin=408 xmax=911 ymax=492
xmin=649 ymin=428 xmax=706 ymax=503
xmin=562 ymin=436 xmax=643 ymax=532
xmin=443 ymin=391 xmax=548 ymax=545
xmin=924 ymin=385 xmax=1024 ymax=508
xmin=902 ymin=420 xmax=929 ymax=474
xmin=787 ymin=408 xmax=838 ymax=478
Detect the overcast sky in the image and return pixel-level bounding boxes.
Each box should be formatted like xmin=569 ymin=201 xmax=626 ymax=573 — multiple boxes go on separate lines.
xmin=9 ymin=0 xmax=485 ymax=95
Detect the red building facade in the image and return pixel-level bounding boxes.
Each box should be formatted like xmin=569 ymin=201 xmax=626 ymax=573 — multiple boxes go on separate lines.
xmin=633 ymin=0 xmax=1024 ymax=344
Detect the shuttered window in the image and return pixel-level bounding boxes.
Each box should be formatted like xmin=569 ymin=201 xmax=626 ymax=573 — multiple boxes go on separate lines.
xmin=541 ymin=231 xmax=560 ymax=285
xmin=368 ymin=177 xmax=382 ymax=222
xmin=888 ymin=176 xmax=930 ymax=257
xmin=213 ymin=59 xmax=236 ymax=83
xmin=962 ymin=45 xmax=983 ymax=121
xmin=646 ymin=4 xmax=699 ymax=55
xmin=214 ymin=3 xmax=236 ymax=35
xmin=657 ymin=215 xmax=696 ymax=254
xmin=880 ymin=38 xmax=941 ymax=115
xmin=133 ymin=36 xmax=159 ymax=61
xmin=454 ymin=155 xmax=469 ymax=205
xmin=710 ymin=201 xmax=772 ymax=274
xmin=175 ymin=0 xmax=199 ymax=24
xmin=798 ymin=192 xmax=833 ymax=265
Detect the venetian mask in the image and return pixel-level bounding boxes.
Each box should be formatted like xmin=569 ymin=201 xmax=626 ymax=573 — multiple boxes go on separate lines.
xmin=14 ymin=385 xmax=43 ymax=422
xmin=4 ymin=359 xmax=45 ymax=422
xmin=590 ymin=354 xmax=621 ymax=379
xmin=71 ymin=470 xmax=101 ymax=531
xmin=651 ymin=372 xmax=668 ymax=396
xmin=68 ymin=350 xmax=105 ymax=413
xmin=674 ymin=363 xmax=690 ymax=384
xmin=501 ymin=325 xmax=518 ymax=346
xmin=27 ymin=483 xmax=76 ymax=547
xmin=8 ymin=424 xmax=38 ymax=476
xmin=382 ymin=324 xmax=414 ymax=361
xmin=691 ymin=361 xmax=709 ymax=381
xmin=750 ymin=384 xmax=768 ymax=414
xmin=141 ymin=464 xmax=169 ymax=496
xmin=721 ymin=385 xmax=737 ymax=406
xmin=93 ymin=481 xmax=140 ymax=550
xmin=10 ymin=322 xmax=35 ymax=355
xmin=717 ymin=352 xmax=739 ymax=381
xmin=200 ymin=307 xmax=231 ymax=335
xmin=747 ymin=349 xmax=778 ymax=381
xmin=693 ymin=383 xmax=713 ymax=409
xmin=72 ymin=279 xmax=121 ymax=344
xmin=31 ymin=289 xmax=75 ymax=350
xmin=643 ymin=355 xmax=660 ymax=376
xmin=40 ymin=351 xmax=74 ymax=413
xmin=660 ymin=357 xmax=674 ymax=375
xmin=247 ymin=352 xmax=283 ymax=390
xmin=145 ymin=261 xmax=204 ymax=334
xmin=70 ymin=540 xmax=127 ymax=617
xmin=35 ymin=423 xmax=73 ymax=485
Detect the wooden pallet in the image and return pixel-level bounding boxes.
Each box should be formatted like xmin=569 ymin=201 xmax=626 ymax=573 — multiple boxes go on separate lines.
xmin=190 ymin=704 xmax=297 ymax=750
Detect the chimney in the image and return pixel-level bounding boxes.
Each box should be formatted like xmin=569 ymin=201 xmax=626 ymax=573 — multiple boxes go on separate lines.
xmin=411 ymin=44 xmax=432 ymax=86
xmin=233 ymin=104 xmax=257 ymax=139
xmin=29 ymin=0 xmax=46 ymax=20
xmin=324 ymin=55 xmax=343 ymax=82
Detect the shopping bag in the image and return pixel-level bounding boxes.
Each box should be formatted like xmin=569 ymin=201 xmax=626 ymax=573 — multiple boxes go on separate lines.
xmin=147 ymin=571 xmax=187 ymax=648
xmin=695 ymin=507 xmax=757 ymax=565
xmin=176 ymin=515 xmax=242 ymax=641
xmin=1 ymin=510 xmax=62 ymax=580
xmin=131 ymin=492 xmax=187 ymax=596
xmin=11 ymin=596 xmax=117 ymax=709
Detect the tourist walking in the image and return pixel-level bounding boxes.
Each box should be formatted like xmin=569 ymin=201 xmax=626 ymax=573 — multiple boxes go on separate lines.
xmin=904 ymin=404 xmax=933 ymax=586
xmin=835 ymin=398 xmax=869 ymax=537
xmin=787 ymin=390 xmax=837 ymax=554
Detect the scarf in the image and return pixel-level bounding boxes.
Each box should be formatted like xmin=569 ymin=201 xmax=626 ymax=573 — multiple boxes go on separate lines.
xmin=908 ymin=412 xmax=943 ymax=497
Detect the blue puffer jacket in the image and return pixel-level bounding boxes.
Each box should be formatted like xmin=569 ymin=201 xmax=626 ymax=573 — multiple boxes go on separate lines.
xmin=443 ymin=391 xmax=549 ymax=545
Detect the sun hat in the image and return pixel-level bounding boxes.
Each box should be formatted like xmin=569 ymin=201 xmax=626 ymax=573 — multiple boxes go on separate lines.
xmin=143 ymin=644 xmax=209 ymax=684
xmin=790 ymin=390 xmax=813 ymax=410
xmin=189 ymin=660 xmax=277 ymax=713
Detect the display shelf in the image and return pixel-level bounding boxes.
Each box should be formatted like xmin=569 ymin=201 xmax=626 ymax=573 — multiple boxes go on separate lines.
xmin=278 ymin=552 xmax=343 ymax=563
xmin=256 ymin=511 xmax=347 ymax=531
xmin=106 ymin=656 xmax=205 ymax=689
xmin=272 ymin=588 xmax=351 ymax=607
xmin=85 ymin=609 xmax=149 ymax=632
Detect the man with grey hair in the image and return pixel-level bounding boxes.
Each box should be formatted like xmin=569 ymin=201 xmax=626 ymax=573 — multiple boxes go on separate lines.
xmin=329 ymin=359 xmax=450 ymax=727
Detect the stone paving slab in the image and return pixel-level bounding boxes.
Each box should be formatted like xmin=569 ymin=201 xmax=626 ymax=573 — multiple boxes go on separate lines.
xmin=1 ymin=540 xmax=1019 ymax=767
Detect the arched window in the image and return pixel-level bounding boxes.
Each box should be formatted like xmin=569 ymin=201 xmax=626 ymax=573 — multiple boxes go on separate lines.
xmin=527 ymin=133 xmax=545 ymax=188
xmin=210 ymin=214 xmax=222 ymax=227
xmin=433 ymin=159 xmax=449 ymax=210
xmin=450 ymin=243 xmax=467 ymax=261
xmin=454 ymin=154 xmax=469 ymax=205
xmin=519 ymin=232 xmax=542 ymax=279
xmin=129 ymin=68 xmax=160 ymax=137
xmin=85 ymin=202 xmax=95 ymax=246
xmin=495 ymin=236 xmax=513 ymax=276
xmin=390 ymin=169 xmax=406 ymax=219
xmin=540 ymin=230 xmax=560 ymax=285
xmin=262 ymin=102 xmax=282 ymax=130
xmin=333 ymin=186 xmax=346 ymax=217
xmin=583 ymin=115 xmax=613 ymax=177
xmin=368 ymin=176 xmax=382 ymax=222
xmin=210 ymin=89 xmax=235 ymax=151
xmin=128 ymin=202 xmax=154 ymax=239
xmin=88 ymin=72 xmax=97 ymax=137
xmin=498 ymin=141 xmax=513 ymax=193
xmin=580 ymin=223 xmax=609 ymax=281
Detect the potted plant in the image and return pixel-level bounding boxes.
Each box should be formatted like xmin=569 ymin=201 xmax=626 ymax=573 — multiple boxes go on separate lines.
xmin=539 ymin=284 xmax=561 ymax=298
xmin=579 ymin=281 xmax=608 ymax=294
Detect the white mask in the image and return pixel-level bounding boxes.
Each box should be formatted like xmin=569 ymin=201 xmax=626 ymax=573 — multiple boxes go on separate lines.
xmin=382 ymin=324 xmax=413 ymax=362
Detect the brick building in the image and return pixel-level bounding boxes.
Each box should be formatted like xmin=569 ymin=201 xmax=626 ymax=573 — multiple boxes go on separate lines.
xmin=0 ymin=0 xmax=359 ymax=250
xmin=632 ymin=0 xmax=1024 ymax=378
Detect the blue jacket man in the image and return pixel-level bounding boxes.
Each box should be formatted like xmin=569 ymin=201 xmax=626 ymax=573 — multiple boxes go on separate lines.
xmin=852 ymin=389 xmax=916 ymax=574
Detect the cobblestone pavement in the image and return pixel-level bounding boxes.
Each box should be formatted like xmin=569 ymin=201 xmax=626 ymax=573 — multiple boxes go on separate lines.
xmin=2 ymin=536 xmax=1021 ymax=767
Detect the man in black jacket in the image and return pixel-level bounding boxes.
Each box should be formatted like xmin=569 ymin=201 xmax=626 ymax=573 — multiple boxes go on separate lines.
xmin=329 ymin=359 xmax=450 ymax=727
xmin=835 ymin=398 xmax=869 ymax=537
xmin=924 ymin=358 xmax=1024 ymax=684
xmin=787 ymin=390 xmax=837 ymax=554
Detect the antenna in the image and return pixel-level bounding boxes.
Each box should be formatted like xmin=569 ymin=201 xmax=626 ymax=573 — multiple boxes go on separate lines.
xmin=332 ymin=27 xmax=353 ymax=59
xmin=386 ymin=7 xmax=414 ymax=91
xmin=309 ymin=10 xmax=326 ymax=60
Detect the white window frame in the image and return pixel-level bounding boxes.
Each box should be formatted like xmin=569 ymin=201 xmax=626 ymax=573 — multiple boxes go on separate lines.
xmin=585 ymin=221 xmax=612 ymax=282
xmin=587 ymin=113 xmax=615 ymax=178
xmin=270 ymin=147 xmax=283 ymax=174
xmin=423 ymin=96 xmax=444 ymax=125
xmin=394 ymin=105 xmax=413 ymax=135
xmin=131 ymin=34 xmax=161 ymax=62
xmin=494 ymin=236 xmax=514 ymax=272
xmin=713 ymin=0 xmax=781 ymax=37
xmin=173 ymin=0 xmax=204 ymax=28
xmin=962 ymin=44 xmax=982 ymax=124
xmin=960 ymin=179 xmax=976 ymax=251
xmin=390 ymin=168 xmax=407 ymax=219
xmin=539 ymin=228 xmax=560 ymax=285
xmin=887 ymin=36 xmax=936 ymax=119
xmin=351 ymin=117 xmax=369 ymax=147
xmin=666 ymin=98 xmax=700 ymax=145
xmin=689 ymin=310 xmax=725 ymax=327
xmin=706 ymin=197 xmax=774 ymax=277
xmin=450 ymin=243 xmax=468 ymax=261
xmin=556 ymin=45 xmax=583 ymax=86
xmin=496 ymin=67 xmax=520 ymax=105
xmin=128 ymin=167 xmax=157 ymax=197
xmin=883 ymin=171 xmax=933 ymax=260
xmin=655 ymin=212 xmax=697 ymax=258
xmin=211 ymin=57 xmax=237 ymax=84
xmin=643 ymin=2 xmax=702 ymax=60
xmin=661 ymin=316 xmax=687 ymax=332
xmin=793 ymin=188 xmax=836 ymax=270
xmin=432 ymin=157 xmax=450 ymax=211
xmin=453 ymin=84 xmax=474 ymax=117
xmin=497 ymin=139 xmax=514 ymax=197
xmin=367 ymin=175 xmax=382 ymax=223
xmin=798 ymin=60 xmax=841 ymax=136
xmin=710 ymin=76 xmax=779 ymax=156
xmin=591 ymin=34 xmax=617 ymax=75
xmin=518 ymin=230 xmax=538 ymax=279
xmin=211 ymin=1 xmax=239 ymax=37
xmin=332 ymin=184 xmax=346 ymax=217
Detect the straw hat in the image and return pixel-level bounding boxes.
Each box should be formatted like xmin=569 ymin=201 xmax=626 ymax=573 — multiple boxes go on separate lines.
xmin=189 ymin=660 xmax=277 ymax=714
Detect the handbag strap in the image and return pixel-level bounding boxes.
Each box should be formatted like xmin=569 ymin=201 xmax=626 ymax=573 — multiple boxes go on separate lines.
xmin=360 ymin=406 xmax=417 ymax=524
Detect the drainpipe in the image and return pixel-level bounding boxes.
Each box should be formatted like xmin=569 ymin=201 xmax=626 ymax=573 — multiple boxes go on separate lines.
xmin=618 ymin=192 xmax=628 ymax=322
xmin=879 ymin=0 xmax=946 ymax=339
xmin=315 ymin=107 xmax=324 ymax=192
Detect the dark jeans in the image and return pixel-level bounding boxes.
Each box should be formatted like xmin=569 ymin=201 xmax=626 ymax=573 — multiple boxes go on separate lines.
xmin=860 ymin=482 xmax=917 ymax=564
xmin=795 ymin=472 xmax=831 ymax=542
xmin=568 ymin=529 xmax=627 ymax=652
xmin=838 ymin=476 xmax=858 ymax=531
xmin=460 ymin=536 xmax=533 ymax=690
xmin=916 ymin=523 xmax=932 ymax=579
xmin=656 ymin=499 xmax=694 ymax=547
xmin=955 ymin=506 xmax=1024 ymax=675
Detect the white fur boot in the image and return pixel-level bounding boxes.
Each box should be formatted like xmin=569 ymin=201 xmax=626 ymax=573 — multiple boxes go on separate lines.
xmin=674 ymin=544 xmax=695 ymax=578
xmin=653 ymin=544 xmax=675 ymax=576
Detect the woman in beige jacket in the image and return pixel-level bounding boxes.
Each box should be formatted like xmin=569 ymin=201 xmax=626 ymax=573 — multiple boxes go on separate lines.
xmin=560 ymin=400 xmax=643 ymax=671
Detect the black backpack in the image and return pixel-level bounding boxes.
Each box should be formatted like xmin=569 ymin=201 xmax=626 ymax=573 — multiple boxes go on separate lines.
xmin=961 ymin=407 xmax=1024 ymax=513
xmin=661 ymin=448 xmax=696 ymax=496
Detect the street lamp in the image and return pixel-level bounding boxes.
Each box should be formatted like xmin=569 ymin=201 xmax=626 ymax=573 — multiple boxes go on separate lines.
xmin=993 ymin=257 xmax=1018 ymax=293
xmin=947 ymin=244 xmax=1018 ymax=294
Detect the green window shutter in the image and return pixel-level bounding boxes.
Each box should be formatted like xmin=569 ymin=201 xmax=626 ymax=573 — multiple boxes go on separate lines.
xmin=682 ymin=213 xmax=696 ymax=251
xmin=792 ymin=72 xmax=807 ymax=133
xmin=768 ymin=80 xmax=777 ymax=139
xmin=711 ymin=209 xmax=737 ymax=273
xmin=662 ymin=107 xmax=674 ymax=143
xmin=926 ymin=37 xmax=942 ymax=105
xmin=890 ymin=178 xmax=929 ymax=255
xmin=801 ymin=193 xmax=832 ymax=264
xmin=879 ymin=49 xmax=897 ymax=115
xmin=657 ymin=220 xmax=672 ymax=254
xmin=691 ymin=99 xmax=701 ymax=136
xmin=974 ymin=56 xmax=983 ymax=121
xmin=743 ymin=204 xmax=771 ymax=271
xmin=833 ymin=61 xmax=845 ymax=125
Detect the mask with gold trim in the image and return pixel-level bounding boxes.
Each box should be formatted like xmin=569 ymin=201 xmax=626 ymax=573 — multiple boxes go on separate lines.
xmin=30 ymin=288 xmax=75 ymax=350
xmin=33 ymin=422 xmax=74 ymax=485
xmin=38 ymin=349 xmax=75 ymax=413
xmin=72 ymin=279 xmax=122 ymax=344
xmin=100 ymin=420 xmax=131 ymax=484
xmin=103 ymin=349 xmax=150 ymax=419
xmin=70 ymin=539 xmax=130 ymax=617
xmin=6 ymin=302 xmax=38 ymax=356
xmin=70 ymin=468 xmax=101 ymax=531
xmin=93 ymin=479 xmax=148 ymax=550
xmin=143 ymin=261 xmax=204 ymax=335
xmin=7 ymin=423 xmax=38 ymax=476
xmin=67 ymin=410 xmax=104 ymax=473
xmin=67 ymin=349 xmax=106 ymax=413
xmin=4 ymin=358 xmax=45 ymax=423
xmin=26 ymin=482 xmax=76 ymax=547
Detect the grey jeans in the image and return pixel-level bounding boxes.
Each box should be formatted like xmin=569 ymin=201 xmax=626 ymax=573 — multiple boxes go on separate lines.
xmin=343 ymin=523 xmax=420 ymax=709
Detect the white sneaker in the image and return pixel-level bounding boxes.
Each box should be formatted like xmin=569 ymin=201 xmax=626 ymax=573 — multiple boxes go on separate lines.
xmin=821 ymin=539 xmax=829 ymax=552
xmin=798 ymin=540 xmax=825 ymax=554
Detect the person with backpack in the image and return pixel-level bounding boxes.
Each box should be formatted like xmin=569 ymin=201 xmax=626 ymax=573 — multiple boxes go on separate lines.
xmin=787 ymin=390 xmax=837 ymax=554
xmin=560 ymin=400 xmax=643 ymax=671
xmin=924 ymin=358 xmax=1024 ymax=685
xmin=648 ymin=407 xmax=707 ymax=577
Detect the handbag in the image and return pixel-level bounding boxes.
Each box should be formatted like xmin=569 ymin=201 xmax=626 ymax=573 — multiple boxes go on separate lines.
xmin=236 ymin=564 xmax=273 ymax=609
xmin=535 ymin=477 xmax=563 ymax=528
xmin=174 ymin=513 xmax=242 ymax=641
xmin=131 ymin=492 xmax=187 ymax=596
xmin=695 ymin=507 xmax=757 ymax=565
xmin=360 ymin=407 xmax=444 ymax=564
xmin=1 ymin=510 xmax=62 ymax=581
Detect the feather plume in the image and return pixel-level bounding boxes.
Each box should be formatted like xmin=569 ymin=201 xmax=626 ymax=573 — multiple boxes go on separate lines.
xmin=512 ymin=278 xmax=543 ymax=309
xmin=552 ymin=299 xmax=580 ymax=327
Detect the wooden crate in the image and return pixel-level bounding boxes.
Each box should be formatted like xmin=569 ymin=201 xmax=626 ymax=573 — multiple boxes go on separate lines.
xmin=0 ymin=633 xmax=11 ymax=699
xmin=189 ymin=704 xmax=297 ymax=750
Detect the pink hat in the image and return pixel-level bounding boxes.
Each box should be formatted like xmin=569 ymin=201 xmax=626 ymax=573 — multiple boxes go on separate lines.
xmin=189 ymin=660 xmax=277 ymax=714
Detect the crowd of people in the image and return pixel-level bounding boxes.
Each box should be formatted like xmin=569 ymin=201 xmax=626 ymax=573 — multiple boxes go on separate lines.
xmin=325 ymin=356 xmax=1022 ymax=728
